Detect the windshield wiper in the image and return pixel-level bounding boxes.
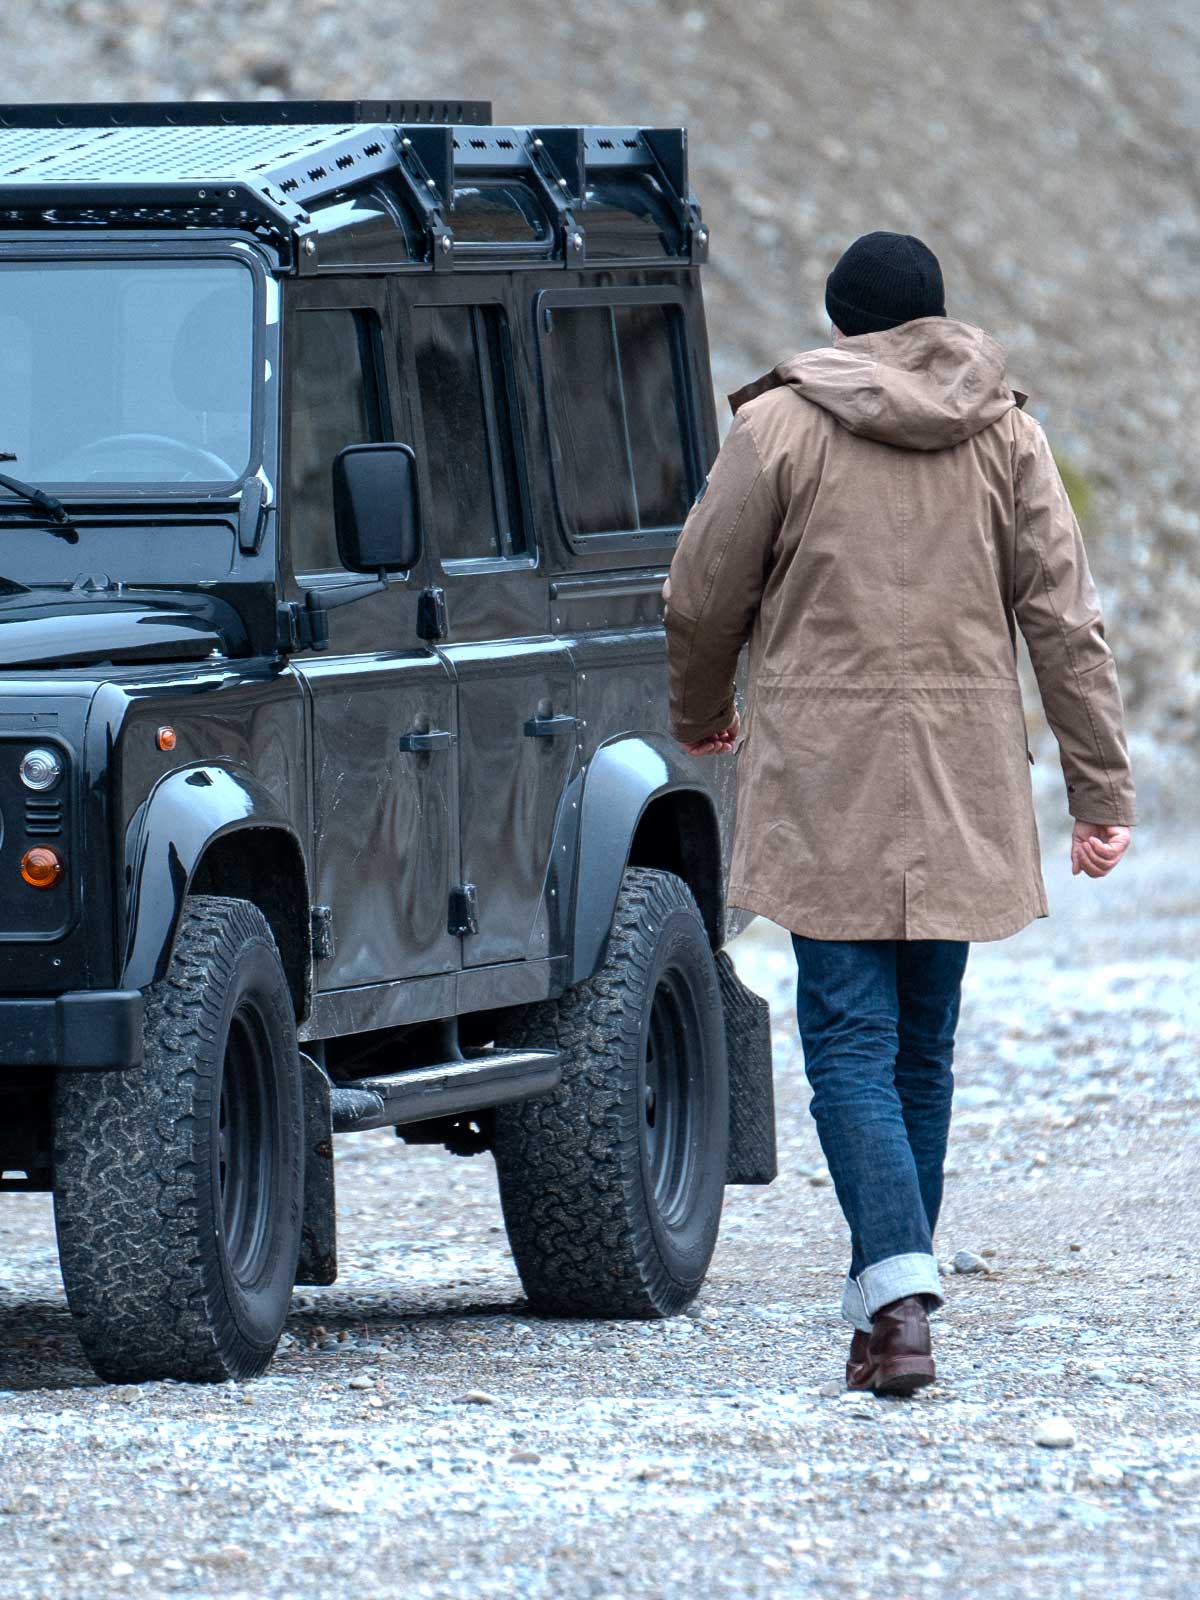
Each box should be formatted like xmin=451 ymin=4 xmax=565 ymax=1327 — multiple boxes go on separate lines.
xmin=0 ymin=456 xmax=79 ymax=543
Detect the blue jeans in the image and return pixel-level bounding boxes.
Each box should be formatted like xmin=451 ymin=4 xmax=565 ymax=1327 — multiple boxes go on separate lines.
xmin=790 ymin=935 xmax=969 ymax=1334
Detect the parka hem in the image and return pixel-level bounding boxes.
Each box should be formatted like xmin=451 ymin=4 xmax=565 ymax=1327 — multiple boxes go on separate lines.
xmin=726 ymin=880 xmax=1049 ymax=943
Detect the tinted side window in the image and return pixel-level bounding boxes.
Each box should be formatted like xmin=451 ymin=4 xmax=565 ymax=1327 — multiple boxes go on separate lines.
xmin=411 ymin=303 xmax=528 ymax=562
xmin=544 ymin=300 xmax=694 ymax=541
xmin=615 ymin=304 xmax=693 ymax=530
xmin=288 ymin=309 xmax=387 ymax=574
xmin=544 ymin=307 xmax=636 ymax=537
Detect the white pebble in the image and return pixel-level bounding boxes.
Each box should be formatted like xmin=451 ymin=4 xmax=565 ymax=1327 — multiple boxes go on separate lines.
xmin=1034 ymin=1416 xmax=1077 ymax=1449
xmin=952 ymin=1249 xmax=990 ymax=1274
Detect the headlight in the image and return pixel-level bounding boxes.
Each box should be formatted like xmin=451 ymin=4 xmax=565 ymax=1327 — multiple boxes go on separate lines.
xmin=19 ymin=747 xmax=63 ymax=792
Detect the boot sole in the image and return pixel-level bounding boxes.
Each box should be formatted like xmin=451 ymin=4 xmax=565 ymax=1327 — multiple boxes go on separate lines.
xmin=871 ymin=1358 xmax=936 ymax=1397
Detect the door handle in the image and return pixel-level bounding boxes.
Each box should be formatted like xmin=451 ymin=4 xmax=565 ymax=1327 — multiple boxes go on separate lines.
xmin=398 ymin=727 xmax=454 ymax=753
xmin=523 ymin=713 xmax=578 ymax=739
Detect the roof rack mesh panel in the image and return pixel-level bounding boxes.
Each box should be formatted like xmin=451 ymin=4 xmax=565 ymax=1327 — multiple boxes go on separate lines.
xmin=0 ymin=123 xmax=365 ymax=184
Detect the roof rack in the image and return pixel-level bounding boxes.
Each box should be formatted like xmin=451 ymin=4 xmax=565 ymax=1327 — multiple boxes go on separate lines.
xmin=0 ymin=103 xmax=708 ymax=269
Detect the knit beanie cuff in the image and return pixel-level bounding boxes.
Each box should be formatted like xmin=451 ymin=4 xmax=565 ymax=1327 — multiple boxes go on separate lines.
xmin=826 ymin=286 xmax=945 ymax=337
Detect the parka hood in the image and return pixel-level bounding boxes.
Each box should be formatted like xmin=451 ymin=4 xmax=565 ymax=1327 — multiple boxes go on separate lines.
xmin=728 ymin=317 xmax=1025 ymax=451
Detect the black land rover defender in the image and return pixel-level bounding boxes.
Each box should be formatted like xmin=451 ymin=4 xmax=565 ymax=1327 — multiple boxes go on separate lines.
xmin=0 ymin=100 xmax=775 ymax=1384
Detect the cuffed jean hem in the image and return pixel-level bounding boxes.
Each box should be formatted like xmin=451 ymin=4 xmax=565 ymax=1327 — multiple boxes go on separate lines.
xmin=840 ymin=1252 xmax=944 ymax=1334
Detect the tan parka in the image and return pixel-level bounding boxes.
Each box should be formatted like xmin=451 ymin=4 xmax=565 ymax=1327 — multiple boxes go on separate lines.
xmin=664 ymin=317 xmax=1137 ymax=942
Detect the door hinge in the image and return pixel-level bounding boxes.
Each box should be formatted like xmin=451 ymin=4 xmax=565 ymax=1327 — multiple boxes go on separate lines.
xmin=417 ymin=585 xmax=448 ymax=642
xmin=277 ymin=599 xmax=329 ymax=654
xmin=311 ymin=905 xmax=335 ymax=962
xmin=448 ymin=882 xmax=479 ymax=937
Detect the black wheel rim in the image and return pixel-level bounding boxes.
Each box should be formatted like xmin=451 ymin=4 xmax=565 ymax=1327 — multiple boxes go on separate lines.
xmin=643 ymin=966 xmax=705 ymax=1228
xmin=217 ymin=999 xmax=277 ymax=1290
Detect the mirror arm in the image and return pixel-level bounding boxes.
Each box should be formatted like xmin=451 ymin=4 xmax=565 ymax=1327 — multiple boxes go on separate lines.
xmin=277 ymin=566 xmax=389 ymax=654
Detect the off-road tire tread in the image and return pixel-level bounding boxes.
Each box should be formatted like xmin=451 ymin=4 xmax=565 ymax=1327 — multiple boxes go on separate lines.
xmin=492 ymin=866 xmax=724 ymax=1320
xmin=54 ymin=895 xmax=294 ymax=1383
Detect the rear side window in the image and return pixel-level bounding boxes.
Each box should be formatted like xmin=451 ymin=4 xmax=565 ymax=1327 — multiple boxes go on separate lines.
xmin=540 ymin=294 xmax=696 ymax=543
xmin=288 ymin=308 xmax=388 ymax=574
xmin=411 ymin=303 xmax=528 ymax=563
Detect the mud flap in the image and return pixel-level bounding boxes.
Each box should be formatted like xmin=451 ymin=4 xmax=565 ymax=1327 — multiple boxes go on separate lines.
xmin=715 ymin=948 xmax=777 ymax=1185
xmin=296 ymin=1052 xmax=338 ymax=1286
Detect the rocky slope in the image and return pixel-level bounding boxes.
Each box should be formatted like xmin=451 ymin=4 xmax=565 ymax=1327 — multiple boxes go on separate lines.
xmin=7 ymin=0 xmax=1198 ymax=804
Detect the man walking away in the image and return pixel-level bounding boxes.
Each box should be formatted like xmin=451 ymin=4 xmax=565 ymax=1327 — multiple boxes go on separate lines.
xmin=663 ymin=231 xmax=1136 ymax=1395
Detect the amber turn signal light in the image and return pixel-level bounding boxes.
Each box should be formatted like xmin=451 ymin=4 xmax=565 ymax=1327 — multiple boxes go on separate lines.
xmin=21 ymin=846 xmax=63 ymax=889
xmin=156 ymin=726 xmax=177 ymax=752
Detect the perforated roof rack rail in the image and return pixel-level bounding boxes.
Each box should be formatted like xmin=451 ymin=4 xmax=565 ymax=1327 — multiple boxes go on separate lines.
xmin=0 ymin=102 xmax=708 ymax=268
xmin=0 ymin=101 xmax=494 ymax=129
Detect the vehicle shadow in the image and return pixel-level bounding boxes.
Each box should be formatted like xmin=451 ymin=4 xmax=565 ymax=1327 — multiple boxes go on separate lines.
xmin=0 ymin=1290 xmax=534 ymax=1393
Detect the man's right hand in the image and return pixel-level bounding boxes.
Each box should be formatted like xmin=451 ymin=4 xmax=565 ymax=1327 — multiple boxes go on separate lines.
xmin=1071 ymin=821 xmax=1131 ymax=878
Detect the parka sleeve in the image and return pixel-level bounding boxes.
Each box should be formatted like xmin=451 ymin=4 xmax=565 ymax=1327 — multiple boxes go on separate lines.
xmin=663 ymin=410 xmax=783 ymax=744
xmin=1012 ymin=416 xmax=1137 ymax=826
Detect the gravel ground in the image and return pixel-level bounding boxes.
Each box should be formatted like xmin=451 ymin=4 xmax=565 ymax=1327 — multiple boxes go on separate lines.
xmin=0 ymin=823 xmax=1196 ymax=1598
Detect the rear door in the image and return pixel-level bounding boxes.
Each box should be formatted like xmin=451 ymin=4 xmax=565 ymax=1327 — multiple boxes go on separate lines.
xmin=398 ymin=284 xmax=577 ymax=968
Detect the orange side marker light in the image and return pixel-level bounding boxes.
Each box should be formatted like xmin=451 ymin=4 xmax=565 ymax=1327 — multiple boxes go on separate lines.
xmin=156 ymin=726 xmax=177 ymax=752
xmin=21 ymin=846 xmax=63 ymax=889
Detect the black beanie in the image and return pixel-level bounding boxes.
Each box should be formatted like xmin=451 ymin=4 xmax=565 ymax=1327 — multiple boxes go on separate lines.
xmin=825 ymin=231 xmax=946 ymax=337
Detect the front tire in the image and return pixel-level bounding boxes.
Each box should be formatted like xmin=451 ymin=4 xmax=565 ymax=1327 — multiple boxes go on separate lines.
xmin=54 ymin=896 xmax=304 ymax=1383
xmin=492 ymin=866 xmax=729 ymax=1318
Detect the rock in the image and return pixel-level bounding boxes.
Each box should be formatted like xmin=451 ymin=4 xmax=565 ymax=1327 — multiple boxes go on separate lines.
xmin=454 ymin=1389 xmax=499 ymax=1405
xmin=1087 ymin=1459 xmax=1125 ymax=1487
xmin=110 ymin=1562 xmax=136 ymax=1579
xmin=952 ymin=1250 xmax=990 ymax=1274
xmin=1034 ymin=1416 xmax=1077 ymax=1449
xmin=347 ymin=1375 xmax=374 ymax=1390
xmin=817 ymin=1380 xmax=842 ymax=1397
xmin=510 ymin=1448 xmax=541 ymax=1464
xmin=807 ymin=1168 xmax=832 ymax=1187
xmin=111 ymin=1385 xmax=142 ymax=1404
xmin=2 ymin=1489 xmax=42 ymax=1515
xmin=314 ymin=1493 xmax=361 ymax=1517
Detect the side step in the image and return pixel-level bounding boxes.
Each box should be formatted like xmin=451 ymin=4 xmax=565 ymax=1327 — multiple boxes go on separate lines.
xmin=330 ymin=1047 xmax=561 ymax=1134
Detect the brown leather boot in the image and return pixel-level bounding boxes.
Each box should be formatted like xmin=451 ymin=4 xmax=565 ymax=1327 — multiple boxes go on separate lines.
xmin=846 ymin=1328 xmax=870 ymax=1388
xmin=845 ymin=1295 xmax=936 ymax=1396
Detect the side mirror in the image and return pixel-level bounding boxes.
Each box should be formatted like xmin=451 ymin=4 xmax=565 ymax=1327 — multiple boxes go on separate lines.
xmin=332 ymin=443 xmax=422 ymax=574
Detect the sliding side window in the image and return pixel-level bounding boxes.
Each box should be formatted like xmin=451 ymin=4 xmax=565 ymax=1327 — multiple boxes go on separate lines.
xmin=411 ymin=302 xmax=528 ymax=564
xmin=540 ymin=291 xmax=697 ymax=545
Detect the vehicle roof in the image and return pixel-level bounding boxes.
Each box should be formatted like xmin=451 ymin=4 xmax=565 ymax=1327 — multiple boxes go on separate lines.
xmin=0 ymin=102 xmax=708 ymax=271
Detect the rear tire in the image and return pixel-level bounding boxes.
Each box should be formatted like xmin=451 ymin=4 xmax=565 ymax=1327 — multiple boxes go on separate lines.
xmin=53 ymin=896 xmax=304 ymax=1383
xmin=492 ymin=866 xmax=728 ymax=1318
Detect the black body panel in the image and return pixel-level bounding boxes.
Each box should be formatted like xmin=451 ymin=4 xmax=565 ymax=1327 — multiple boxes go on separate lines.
xmin=0 ymin=103 xmax=772 ymax=1197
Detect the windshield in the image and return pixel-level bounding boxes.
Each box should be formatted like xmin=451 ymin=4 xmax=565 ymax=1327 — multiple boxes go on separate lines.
xmin=0 ymin=257 xmax=256 ymax=491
